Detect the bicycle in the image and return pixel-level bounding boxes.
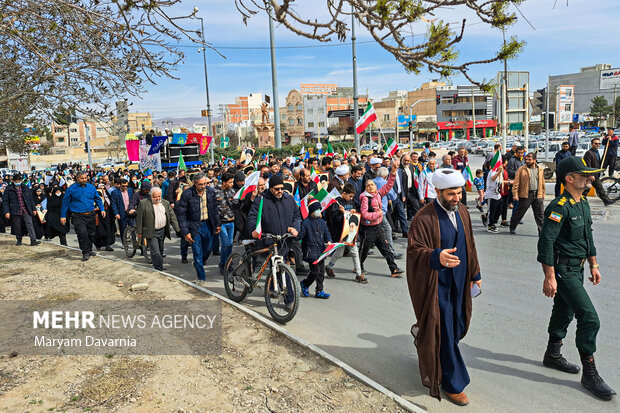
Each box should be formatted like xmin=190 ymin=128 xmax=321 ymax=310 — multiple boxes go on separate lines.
xmin=223 ymin=233 xmax=300 ymax=324
xmin=601 ymin=176 xmax=620 ymax=202
xmin=122 ymin=223 xmax=151 ymax=264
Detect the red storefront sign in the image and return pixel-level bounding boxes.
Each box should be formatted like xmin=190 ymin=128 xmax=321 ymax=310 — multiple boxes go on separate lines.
xmin=436 ymin=119 xmax=497 ymax=130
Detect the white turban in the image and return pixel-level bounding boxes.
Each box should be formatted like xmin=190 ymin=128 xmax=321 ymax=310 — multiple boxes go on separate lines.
xmin=335 ymin=165 xmax=350 ymax=176
xmin=369 ymin=157 xmax=382 ymax=165
xmin=432 ymin=168 xmax=466 ymax=189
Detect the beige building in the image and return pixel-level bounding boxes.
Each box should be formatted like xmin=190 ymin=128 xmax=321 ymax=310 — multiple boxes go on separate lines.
xmin=128 ymin=112 xmax=153 ymax=134
xmin=281 ymin=89 xmax=304 ymax=143
xmin=49 ymin=119 xmax=119 ymax=160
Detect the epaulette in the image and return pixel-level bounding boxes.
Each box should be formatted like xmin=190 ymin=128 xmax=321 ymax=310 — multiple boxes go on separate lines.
xmin=557 ymin=196 xmax=567 ymax=206
xmin=581 ymin=195 xmax=587 ymax=201
xmin=569 ymin=198 xmax=576 ymax=205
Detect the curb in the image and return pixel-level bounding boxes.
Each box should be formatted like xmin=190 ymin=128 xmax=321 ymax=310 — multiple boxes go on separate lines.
xmin=2 ymin=234 xmax=426 ymax=413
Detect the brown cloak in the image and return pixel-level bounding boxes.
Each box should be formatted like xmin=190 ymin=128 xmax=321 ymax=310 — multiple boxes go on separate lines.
xmin=406 ymin=201 xmax=481 ymax=400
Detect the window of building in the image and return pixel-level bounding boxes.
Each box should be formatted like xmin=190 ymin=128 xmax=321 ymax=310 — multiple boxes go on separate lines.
xmin=307 ymin=108 xmax=313 ymax=115
xmin=289 ymin=118 xmax=294 ymax=126
xmin=383 ymin=114 xmax=390 ymax=121
xmin=57 ymin=137 xmax=64 ymax=142
xmin=317 ymin=107 xmax=325 ymax=114
xmin=441 ymin=97 xmax=453 ymax=104
xmin=71 ymin=138 xmax=78 ymax=142
xmin=288 ymin=104 xmax=293 ymax=111
xmin=296 ymin=104 xmax=302 ymax=110
xmin=297 ymin=118 xmax=303 ymax=125
xmin=307 ymin=96 xmax=313 ymax=100
xmin=96 ymin=127 xmax=104 ymax=132
xmin=318 ymin=121 xmax=325 ymax=128
xmin=282 ymin=114 xmax=287 ymax=120
xmin=307 ymin=122 xmax=315 ymax=128
xmin=70 ymin=128 xmax=78 ymax=133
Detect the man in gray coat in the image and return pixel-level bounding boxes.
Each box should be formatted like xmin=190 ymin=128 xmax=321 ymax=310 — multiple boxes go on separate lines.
xmin=136 ymin=187 xmax=180 ymax=271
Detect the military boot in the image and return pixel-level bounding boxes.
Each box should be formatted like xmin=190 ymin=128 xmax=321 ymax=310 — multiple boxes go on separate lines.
xmin=581 ymin=356 xmax=616 ymax=400
xmin=543 ymin=340 xmax=580 ymax=374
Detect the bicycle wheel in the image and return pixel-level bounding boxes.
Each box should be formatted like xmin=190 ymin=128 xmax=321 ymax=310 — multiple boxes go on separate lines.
xmin=224 ymin=253 xmax=249 ymax=302
xmin=601 ymin=177 xmax=620 ymax=201
xmin=123 ymin=226 xmax=137 ymax=258
xmin=264 ymin=263 xmax=300 ymax=324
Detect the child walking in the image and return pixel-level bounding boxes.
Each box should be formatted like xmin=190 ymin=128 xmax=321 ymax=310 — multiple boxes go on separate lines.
xmin=473 ymin=169 xmax=485 ymax=212
xmin=298 ymin=200 xmax=332 ymax=298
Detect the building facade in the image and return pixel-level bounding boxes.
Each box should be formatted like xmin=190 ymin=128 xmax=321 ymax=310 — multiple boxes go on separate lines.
xmin=436 ymin=85 xmax=496 ymax=139
xmin=302 ymin=94 xmax=328 ymax=140
xmin=128 ymin=112 xmax=152 ymax=133
xmin=281 ymin=89 xmax=305 ymax=141
xmin=495 ymin=71 xmax=530 ymax=136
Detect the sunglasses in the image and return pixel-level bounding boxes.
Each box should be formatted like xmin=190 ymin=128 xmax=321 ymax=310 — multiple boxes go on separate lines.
xmin=592 ymin=142 xmax=601 ymax=145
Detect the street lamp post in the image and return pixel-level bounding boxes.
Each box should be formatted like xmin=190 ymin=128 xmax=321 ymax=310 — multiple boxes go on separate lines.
xmin=195 ymin=12 xmax=214 ymax=164
xmin=409 ymin=99 xmax=434 ymax=147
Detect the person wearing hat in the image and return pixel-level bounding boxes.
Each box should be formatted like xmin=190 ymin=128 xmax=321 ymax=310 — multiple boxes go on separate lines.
xmin=327 ymin=164 xmax=349 ymax=193
xmin=362 ymin=156 xmax=383 ymax=188
xmin=537 ymin=156 xmax=615 ymax=400
xmin=3 ymin=173 xmax=39 ymax=246
xmin=601 ymin=127 xmax=618 ymax=177
xmin=583 ymin=137 xmax=614 ymax=206
xmin=406 ymin=168 xmax=482 ymax=405
xmin=298 ymin=200 xmax=332 ymax=299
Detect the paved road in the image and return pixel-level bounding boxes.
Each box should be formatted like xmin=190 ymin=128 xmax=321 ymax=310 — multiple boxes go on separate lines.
xmin=51 ymin=159 xmax=618 ymax=413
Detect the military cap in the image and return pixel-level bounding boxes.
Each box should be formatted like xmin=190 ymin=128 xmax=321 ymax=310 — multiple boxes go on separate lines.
xmin=556 ymin=156 xmax=603 ymax=182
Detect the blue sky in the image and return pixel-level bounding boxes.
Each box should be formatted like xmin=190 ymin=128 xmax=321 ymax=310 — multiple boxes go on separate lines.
xmin=132 ymin=0 xmax=620 ymax=118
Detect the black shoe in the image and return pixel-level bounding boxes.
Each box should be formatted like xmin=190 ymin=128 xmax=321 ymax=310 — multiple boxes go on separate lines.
xmin=543 ymin=341 xmax=580 ymax=374
xmin=487 ymin=225 xmax=500 ymax=233
xmin=89 ymin=251 xmax=97 ymax=257
xmin=500 ymin=221 xmax=509 ymax=227
xmin=104 ymin=246 xmax=114 ymax=252
xmin=15 ymin=240 xmax=22 ymax=246
xmin=509 ymin=228 xmax=516 ymax=235
xmin=30 ymin=240 xmax=41 ymax=246
xmin=162 ymin=253 xmax=167 ymax=258
xmin=476 ymin=204 xmax=483 ymax=212
xmin=481 ymin=214 xmax=487 ymax=226
xmin=82 ymin=253 xmax=90 ymax=261
xmin=181 ymin=257 xmax=188 ymax=264
xmin=326 ymin=267 xmax=336 ymax=278
xmin=581 ymin=356 xmax=616 ymax=400
xmin=393 ymin=252 xmax=403 ymax=259
xmin=218 ymin=263 xmax=225 ymax=275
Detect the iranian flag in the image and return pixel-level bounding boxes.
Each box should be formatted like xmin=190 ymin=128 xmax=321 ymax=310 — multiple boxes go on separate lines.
xmin=356 ymin=102 xmax=377 ymax=134
xmin=326 ymin=141 xmax=334 ymax=157
xmin=490 ymin=150 xmax=502 ymax=171
xmin=314 ymin=188 xmax=338 ymax=212
xmin=310 ymin=167 xmax=321 ymax=184
xmin=220 ymin=155 xmax=226 ymax=163
xmin=462 ymin=165 xmax=473 ymax=185
xmin=299 ymin=190 xmax=315 ymax=219
xmin=255 ymin=196 xmax=264 ymax=239
xmin=383 ymin=138 xmax=398 ymax=158
xmin=343 ymin=148 xmax=348 ymax=158
xmin=313 ymin=243 xmax=346 ymax=264
xmin=234 ymin=171 xmax=260 ymax=200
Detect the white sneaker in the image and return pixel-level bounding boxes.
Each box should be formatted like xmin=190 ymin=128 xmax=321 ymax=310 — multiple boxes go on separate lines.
xmin=195 ymin=279 xmax=208 ymax=287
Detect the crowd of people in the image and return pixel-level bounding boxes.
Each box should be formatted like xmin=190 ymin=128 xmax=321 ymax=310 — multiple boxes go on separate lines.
xmin=1 ymin=131 xmax=617 ymax=405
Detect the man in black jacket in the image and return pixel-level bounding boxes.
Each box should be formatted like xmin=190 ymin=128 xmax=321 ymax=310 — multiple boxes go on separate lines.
xmin=584 ymin=138 xmax=613 ymax=205
xmin=247 ymin=175 xmax=301 ymax=260
xmin=175 ymin=172 xmax=221 ymax=285
xmin=2 ymin=174 xmax=39 ymax=246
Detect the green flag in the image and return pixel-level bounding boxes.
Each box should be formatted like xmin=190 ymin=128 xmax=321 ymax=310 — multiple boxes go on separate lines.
xmin=178 ymin=151 xmax=187 ymax=171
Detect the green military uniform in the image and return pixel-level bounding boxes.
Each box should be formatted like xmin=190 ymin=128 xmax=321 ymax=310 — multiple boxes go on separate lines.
xmin=537 ymin=191 xmax=599 ymax=355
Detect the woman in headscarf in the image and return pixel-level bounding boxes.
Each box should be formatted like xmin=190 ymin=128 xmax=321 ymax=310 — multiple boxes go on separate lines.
xmin=0 ymin=184 xmax=8 ymax=233
xmin=94 ymin=183 xmax=116 ymax=251
xmin=45 ymin=185 xmax=70 ymax=245
xmin=32 ymin=185 xmax=47 ymax=240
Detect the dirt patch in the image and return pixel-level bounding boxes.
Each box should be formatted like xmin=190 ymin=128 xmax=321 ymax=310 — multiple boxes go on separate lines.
xmin=0 ymin=239 xmax=407 ymax=412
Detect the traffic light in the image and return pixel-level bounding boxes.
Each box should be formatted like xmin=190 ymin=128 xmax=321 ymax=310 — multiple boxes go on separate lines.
xmin=84 ymin=142 xmax=89 ymax=153
xmin=436 ymin=95 xmax=441 ymax=105
xmin=534 ymin=88 xmax=546 ymax=111
xmin=408 ymin=121 xmax=413 ymax=132
xmin=453 ymin=93 xmax=458 ymax=102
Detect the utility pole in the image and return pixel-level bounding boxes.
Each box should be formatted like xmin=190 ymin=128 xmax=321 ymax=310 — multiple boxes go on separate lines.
xmin=545 ymin=77 xmax=550 ymax=161
xmin=267 ymin=4 xmax=281 ymax=148
xmin=351 ymin=5 xmax=360 ymax=151
xmin=613 ymin=85 xmax=617 ymax=128
xmin=502 ymin=31 xmax=509 ymax=150
xmin=524 ymin=82 xmax=529 ymax=150
xmin=84 ymin=119 xmax=92 ymax=168
xmin=471 ymin=86 xmax=476 ymax=140
xmin=196 ymin=14 xmax=214 ymax=164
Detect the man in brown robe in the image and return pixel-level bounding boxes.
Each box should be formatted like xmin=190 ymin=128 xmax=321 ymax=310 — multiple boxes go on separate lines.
xmin=406 ymin=168 xmax=482 ymax=406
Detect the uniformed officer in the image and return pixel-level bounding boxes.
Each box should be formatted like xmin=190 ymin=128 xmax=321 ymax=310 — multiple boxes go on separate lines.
xmin=537 ymin=156 xmax=615 ymax=400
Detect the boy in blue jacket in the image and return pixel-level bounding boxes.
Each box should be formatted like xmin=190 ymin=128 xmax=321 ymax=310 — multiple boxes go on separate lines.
xmin=298 ymin=200 xmax=332 ymax=299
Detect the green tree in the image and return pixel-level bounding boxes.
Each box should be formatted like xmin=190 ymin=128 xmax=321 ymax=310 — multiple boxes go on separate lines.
xmin=237 ymin=1 xmax=525 ymax=90
xmin=590 ymin=96 xmax=612 ymax=122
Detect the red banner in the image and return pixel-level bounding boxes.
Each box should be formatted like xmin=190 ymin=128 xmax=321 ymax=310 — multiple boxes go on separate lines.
xmin=186 ymin=133 xmax=202 ymax=145
xmin=200 ymin=136 xmax=213 ymax=155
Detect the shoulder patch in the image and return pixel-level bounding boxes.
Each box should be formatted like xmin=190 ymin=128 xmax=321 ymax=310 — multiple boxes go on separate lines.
xmin=549 ymin=211 xmax=563 ymax=223
xmin=557 ymin=196 xmax=567 ymax=206
xmin=569 ymin=198 xmax=576 ymax=205
xmin=581 ymin=195 xmax=586 ymax=200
